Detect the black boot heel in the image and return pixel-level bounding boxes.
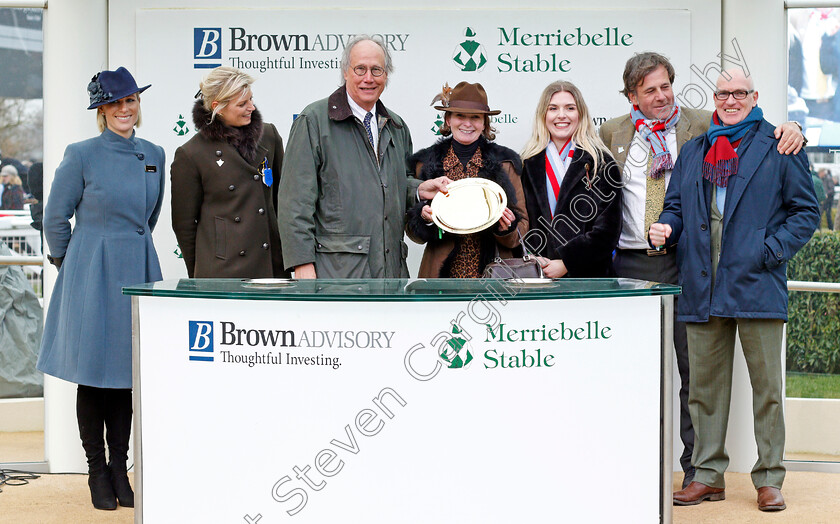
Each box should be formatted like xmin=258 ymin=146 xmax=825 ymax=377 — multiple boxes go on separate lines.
xmin=109 ymin=463 xmax=135 ymax=508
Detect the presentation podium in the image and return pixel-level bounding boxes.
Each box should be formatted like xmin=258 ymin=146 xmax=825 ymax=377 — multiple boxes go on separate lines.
xmin=125 ymin=278 xmax=678 ymax=524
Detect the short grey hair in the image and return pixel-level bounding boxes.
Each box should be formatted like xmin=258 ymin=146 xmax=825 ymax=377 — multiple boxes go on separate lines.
xmin=339 ymin=35 xmax=393 ymax=86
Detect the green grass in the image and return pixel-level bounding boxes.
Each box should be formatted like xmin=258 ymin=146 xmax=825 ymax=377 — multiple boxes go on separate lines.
xmin=786 ymin=372 xmax=840 ymax=399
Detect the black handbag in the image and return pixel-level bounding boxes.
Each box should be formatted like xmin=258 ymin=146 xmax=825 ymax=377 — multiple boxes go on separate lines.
xmin=482 ymin=230 xmax=544 ymax=279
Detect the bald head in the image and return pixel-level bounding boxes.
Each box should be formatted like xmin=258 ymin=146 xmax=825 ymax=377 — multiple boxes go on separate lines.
xmin=717 ymin=68 xmax=754 ymax=91
xmin=714 ymin=68 xmax=758 ymax=126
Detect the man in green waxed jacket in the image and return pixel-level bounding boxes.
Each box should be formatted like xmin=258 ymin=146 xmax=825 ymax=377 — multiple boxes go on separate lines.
xmin=278 ymin=35 xmax=447 ymax=279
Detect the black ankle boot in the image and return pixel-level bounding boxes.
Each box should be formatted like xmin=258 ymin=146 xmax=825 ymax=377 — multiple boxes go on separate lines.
xmin=108 ymin=462 xmax=134 ymax=507
xmin=78 ymin=386 xmax=117 ymax=510
xmin=88 ymin=469 xmax=118 ymax=510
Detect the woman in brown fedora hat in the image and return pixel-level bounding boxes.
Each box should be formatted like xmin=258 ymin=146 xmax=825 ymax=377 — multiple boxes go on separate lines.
xmin=406 ymin=81 xmax=528 ymax=278
xmin=519 ymin=80 xmax=622 ymax=277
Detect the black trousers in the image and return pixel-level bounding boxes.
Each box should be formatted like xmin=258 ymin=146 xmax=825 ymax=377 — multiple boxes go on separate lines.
xmin=614 ymin=248 xmax=694 ymax=475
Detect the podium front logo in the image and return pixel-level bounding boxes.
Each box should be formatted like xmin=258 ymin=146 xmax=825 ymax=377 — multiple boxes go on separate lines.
xmin=194 ymin=28 xmax=222 ymax=69
xmin=189 ymin=320 xmax=214 ymax=362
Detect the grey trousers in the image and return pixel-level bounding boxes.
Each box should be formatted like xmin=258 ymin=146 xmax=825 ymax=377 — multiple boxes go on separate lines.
xmin=686 ymin=316 xmax=786 ymax=489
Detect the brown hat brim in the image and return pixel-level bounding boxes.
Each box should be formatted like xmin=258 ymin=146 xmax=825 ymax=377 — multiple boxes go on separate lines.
xmin=434 ymin=105 xmax=501 ymax=115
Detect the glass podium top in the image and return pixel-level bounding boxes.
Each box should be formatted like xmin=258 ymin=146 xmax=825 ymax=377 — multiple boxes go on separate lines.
xmin=124 ymin=278 xmax=680 ymax=302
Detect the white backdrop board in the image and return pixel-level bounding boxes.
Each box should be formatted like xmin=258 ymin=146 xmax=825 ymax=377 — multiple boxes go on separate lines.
xmin=134 ymin=8 xmax=691 ymax=279
xmin=134 ymin=289 xmax=665 ymax=523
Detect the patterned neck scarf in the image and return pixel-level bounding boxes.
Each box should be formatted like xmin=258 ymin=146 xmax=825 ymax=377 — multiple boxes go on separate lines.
xmin=630 ymin=103 xmax=681 ymax=179
xmin=702 ymin=106 xmax=764 ymax=188
xmin=443 ymin=145 xmax=484 ymax=278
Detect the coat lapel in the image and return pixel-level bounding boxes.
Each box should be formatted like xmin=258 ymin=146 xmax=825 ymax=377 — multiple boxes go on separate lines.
xmin=251 ymin=143 xmax=268 ymax=170
xmin=675 ymin=113 xmax=695 ymax=154
xmin=555 ymin=150 xmax=589 ymax=214
xmin=607 ymin=119 xmax=634 ymax=167
xmin=523 ymin=152 xmax=552 ymax=220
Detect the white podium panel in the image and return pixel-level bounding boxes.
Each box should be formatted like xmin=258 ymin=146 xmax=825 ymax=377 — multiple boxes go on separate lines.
xmin=133 ymin=285 xmax=667 ymax=523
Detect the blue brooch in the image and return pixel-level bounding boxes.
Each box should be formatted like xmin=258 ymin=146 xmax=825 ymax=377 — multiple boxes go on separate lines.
xmin=260 ymin=157 xmax=272 ymax=187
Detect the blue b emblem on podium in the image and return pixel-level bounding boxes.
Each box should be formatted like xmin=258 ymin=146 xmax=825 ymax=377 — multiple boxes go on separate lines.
xmin=189 ymin=321 xmax=214 ymax=362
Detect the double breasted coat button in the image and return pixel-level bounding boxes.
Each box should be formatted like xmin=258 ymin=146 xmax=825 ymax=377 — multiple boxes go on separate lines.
xmin=357 ymin=245 xmax=363 ymax=250
xmin=700 ymin=224 xmax=707 ymax=231
xmin=258 ymin=208 xmax=265 ymax=215
xmin=136 ymin=227 xmax=145 ymax=235
xmin=234 ymin=216 xmax=241 ymax=222
xmin=262 ymin=243 xmax=269 ymax=249
xmin=136 ymin=153 xmax=144 ymax=160
xmin=216 ymin=151 xmax=222 ymax=157
xmin=239 ymin=250 xmax=246 ymax=256
xmin=228 ymin=185 xmax=235 ymax=191
xmin=253 ymin=174 xmax=260 ymax=181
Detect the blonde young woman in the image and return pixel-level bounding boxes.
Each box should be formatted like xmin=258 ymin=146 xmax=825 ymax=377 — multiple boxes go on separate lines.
xmin=519 ymin=80 xmax=622 ymax=277
xmin=171 ymin=66 xmax=289 ymax=278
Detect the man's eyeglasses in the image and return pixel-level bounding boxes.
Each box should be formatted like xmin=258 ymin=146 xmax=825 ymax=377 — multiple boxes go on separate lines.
xmin=352 ymin=65 xmax=386 ymax=77
xmin=714 ymin=90 xmax=754 ymax=101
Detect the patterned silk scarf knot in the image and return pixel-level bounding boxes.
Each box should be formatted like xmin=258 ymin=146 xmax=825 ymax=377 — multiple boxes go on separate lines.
xmin=631 ymin=104 xmax=681 ymax=179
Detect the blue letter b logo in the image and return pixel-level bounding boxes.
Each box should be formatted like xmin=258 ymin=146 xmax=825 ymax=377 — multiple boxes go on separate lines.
xmin=194 ymin=28 xmax=222 ymax=59
xmin=189 ymin=321 xmax=214 ymax=352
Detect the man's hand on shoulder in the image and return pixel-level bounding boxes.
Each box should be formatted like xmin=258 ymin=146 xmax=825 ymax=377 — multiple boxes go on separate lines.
xmin=775 ymin=122 xmax=806 ymax=155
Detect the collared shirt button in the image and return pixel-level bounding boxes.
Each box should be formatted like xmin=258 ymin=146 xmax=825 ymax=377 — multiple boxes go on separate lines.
xmin=136 ymin=227 xmax=145 ymax=235
xmin=258 ymin=208 xmax=265 ymax=215
xmin=239 ymin=250 xmax=246 ymax=256
xmin=382 ymin=183 xmax=388 ymax=188
xmin=234 ymin=216 xmax=241 ymax=223
xmin=228 ymin=184 xmax=235 ymax=191
xmin=385 ymin=248 xmax=390 ymax=254
xmin=262 ymin=243 xmax=269 ymax=249
xmin=384 ymin=215 xmax=388 ymax=221
xmin=194 ymin=219 xmax=199 ymax=224
xmin=254 ymin=174 xmax=260 ymax=181
xmin=700 ymin=224 xmax=707 ymax=231
xmin=701 ymin=270 xmax=708 ymax=277
xmin=136 ymin=153 xmax=144 ymax=160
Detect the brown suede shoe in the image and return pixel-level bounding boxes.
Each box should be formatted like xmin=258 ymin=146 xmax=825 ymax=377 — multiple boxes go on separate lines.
xmin=757 ymin=486 xmax=786 ymax=511
xmin=673 ymin=481 xmax=725 ymax=506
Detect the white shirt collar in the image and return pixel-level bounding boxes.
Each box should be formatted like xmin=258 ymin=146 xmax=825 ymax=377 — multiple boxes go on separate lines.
xmin=346 ymin=92 xmax=377 ymax=123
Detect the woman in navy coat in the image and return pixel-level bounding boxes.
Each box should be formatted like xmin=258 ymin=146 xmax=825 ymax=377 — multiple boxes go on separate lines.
xmin=519 ymin=81 xmax=622 ymax=277
xmin=37 ymin=67 xmax=164 ymax=511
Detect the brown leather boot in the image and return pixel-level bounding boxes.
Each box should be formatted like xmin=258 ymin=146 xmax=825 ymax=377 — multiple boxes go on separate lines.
xmin=673 ymin=481 xmax=725 ymax=506
xmin=757 ymin=486 xmax=786 ymax=511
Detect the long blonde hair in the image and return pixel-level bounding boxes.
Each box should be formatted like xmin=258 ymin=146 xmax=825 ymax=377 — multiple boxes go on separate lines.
xmin=521 ymin=80 xmax=610 ymax=174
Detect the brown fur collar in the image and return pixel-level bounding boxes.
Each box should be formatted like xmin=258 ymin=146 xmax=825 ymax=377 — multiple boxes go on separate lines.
xmin=192 ymin=99 xmax=264 ymax=163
